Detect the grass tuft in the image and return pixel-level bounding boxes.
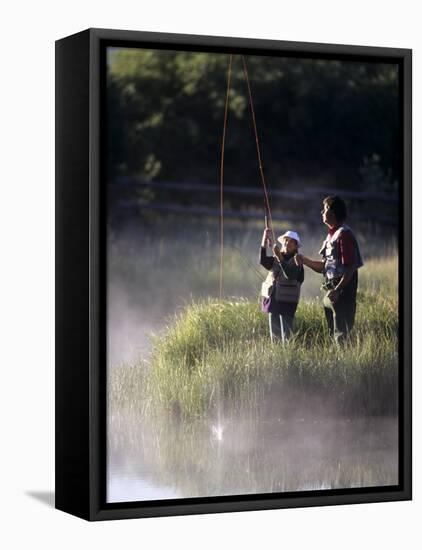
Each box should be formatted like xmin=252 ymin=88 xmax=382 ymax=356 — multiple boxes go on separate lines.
xmin=110 ymin=287 xmax=398 ymax=420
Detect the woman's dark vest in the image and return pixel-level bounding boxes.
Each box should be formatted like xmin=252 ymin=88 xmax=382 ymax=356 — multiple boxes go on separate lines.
xmin=261 ymin=259 xmax=301 ymax=303
xmin=319 ymin=225 xmax=363 ymax=280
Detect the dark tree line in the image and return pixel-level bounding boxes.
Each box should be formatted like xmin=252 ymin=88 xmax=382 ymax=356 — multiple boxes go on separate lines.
xmin=106 ymin=48 xmax=399 ymax=198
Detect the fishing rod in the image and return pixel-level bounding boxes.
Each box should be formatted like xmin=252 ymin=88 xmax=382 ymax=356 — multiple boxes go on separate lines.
xmin=264 ymin=211 xmax=272 ymax=248
xmin=241 ymin=55 xmax=276 ymax=247
xmin=218 ymin=54 xmax=277 ymax=299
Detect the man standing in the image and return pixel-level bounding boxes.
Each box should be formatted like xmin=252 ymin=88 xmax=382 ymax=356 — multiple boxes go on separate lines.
xmin=296 ymin=195 xmax=363 ymax=344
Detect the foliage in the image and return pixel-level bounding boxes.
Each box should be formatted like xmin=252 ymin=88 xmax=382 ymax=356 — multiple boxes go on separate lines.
xmin=107 ymin=48 xmax=399 ymax=195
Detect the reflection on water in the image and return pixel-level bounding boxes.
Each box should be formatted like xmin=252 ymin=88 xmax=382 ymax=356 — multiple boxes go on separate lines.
xmin=107 ymin=411 xmax=398 ymax=503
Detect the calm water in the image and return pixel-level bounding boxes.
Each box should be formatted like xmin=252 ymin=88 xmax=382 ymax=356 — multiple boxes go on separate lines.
xmin=107 ymin=412 xmax=398 ymax=503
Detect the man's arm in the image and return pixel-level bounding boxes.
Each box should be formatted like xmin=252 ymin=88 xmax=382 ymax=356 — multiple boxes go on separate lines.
xmin=335 ymin=264 xmax=357 ymax=291
xmin=326 ymin=263 xmax=357 ymax=303
xmin=296 ymin=255 xmax=324 ymax=273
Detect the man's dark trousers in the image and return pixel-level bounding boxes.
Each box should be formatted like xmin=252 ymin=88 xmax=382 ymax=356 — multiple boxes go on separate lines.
xmin=323 ymin=272 xmax=358 ymax=344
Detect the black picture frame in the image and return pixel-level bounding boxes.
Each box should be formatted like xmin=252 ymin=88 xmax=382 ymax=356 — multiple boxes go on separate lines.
xmin=55 ymin=27 xmax=412 ymax=521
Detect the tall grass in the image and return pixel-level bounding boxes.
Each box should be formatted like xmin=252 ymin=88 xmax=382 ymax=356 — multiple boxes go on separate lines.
xmin=108 ymin=223 xmax=398 ymax=421
xmin=109 ymin=286 xmax=398 ymax=421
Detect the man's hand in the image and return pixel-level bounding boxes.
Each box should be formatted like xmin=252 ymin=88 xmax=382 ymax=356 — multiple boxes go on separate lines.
xmin=327 ymin=289 xmax=341 ymax=304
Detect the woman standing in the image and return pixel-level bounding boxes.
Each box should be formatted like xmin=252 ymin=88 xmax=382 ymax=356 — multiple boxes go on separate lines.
xmin=260 ymin=228 xmax=304 ymax=343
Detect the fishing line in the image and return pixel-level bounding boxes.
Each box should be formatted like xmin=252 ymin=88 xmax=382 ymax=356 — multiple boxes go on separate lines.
xmin=218 ymin=55 xmax=276 ymax=299
xmin=219 ymin=54 xmax=233 ymax=300
xmin=227 ymin=243 xmax=268 ymax=282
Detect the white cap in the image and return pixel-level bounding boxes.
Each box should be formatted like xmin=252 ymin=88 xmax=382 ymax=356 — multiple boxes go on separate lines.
xmin=277 ymin=230 xmax=302 ymax=248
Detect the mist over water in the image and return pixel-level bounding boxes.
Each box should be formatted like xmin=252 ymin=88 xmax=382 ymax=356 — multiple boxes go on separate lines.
xmin=107 ymin=282 xmax=165 ymax=366
xmin=107 ymin=220 xmax=399 ymax=502
xmin=107 ymin=220 xmax=327 ymax=365
xmin=108 ymin=412 xmax=398 ymax=502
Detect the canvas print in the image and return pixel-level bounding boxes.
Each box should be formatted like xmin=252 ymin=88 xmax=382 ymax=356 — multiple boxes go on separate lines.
xmin=105 ymin=46 xmax=399 ymax=503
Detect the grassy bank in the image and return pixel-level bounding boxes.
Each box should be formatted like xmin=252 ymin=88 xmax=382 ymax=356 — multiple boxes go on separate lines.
xmin=109 ymin=286 xmax=398 ymax=420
